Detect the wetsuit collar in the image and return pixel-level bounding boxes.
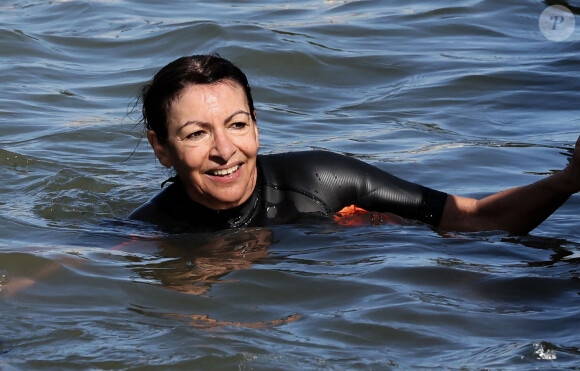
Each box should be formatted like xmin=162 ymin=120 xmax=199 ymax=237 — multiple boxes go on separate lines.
xmin=166 ymin=174 xmax=262 ymax=230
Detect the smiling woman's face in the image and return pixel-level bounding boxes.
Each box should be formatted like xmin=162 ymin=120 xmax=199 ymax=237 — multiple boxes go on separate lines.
xmin=147 ymin=80 xmax=259 ymax=210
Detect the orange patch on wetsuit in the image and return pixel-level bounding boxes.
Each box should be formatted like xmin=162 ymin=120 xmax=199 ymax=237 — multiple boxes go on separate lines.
xmin=334 ymin=204 xmax=395 ymax=226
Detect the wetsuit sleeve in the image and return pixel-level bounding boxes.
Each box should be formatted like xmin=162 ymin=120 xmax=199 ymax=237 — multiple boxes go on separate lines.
xmin=263 ymin=151 xmax=448 ymax=226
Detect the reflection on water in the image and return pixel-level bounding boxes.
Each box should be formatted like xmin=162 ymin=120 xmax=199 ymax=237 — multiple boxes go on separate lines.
xmin=130 ymin=306 xmax=301 ymax=330
xmin=1 ymin=223 xmax=580 ymax=369
xmin=119 ymin=228 xmax=304 ymax=330
xmin=123 ymin=228 xmax=273 ymax=296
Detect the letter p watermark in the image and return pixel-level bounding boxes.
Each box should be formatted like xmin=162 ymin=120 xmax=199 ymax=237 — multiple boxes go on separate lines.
xmin=539 ymin=5 xmax=575 ymax=41
xmin=551 ymin=14 xmax=565 ymax=30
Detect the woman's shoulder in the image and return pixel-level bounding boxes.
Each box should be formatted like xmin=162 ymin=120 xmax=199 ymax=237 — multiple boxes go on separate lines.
xmin=258 ymin=150 xmax=363 ymax=171
xmin=260 ymin=149 xmax=349 ymax=161
xmin=258 ymin=150 xmax=375 ymax=181
xmin=128 ymin=181 xmax=184 ymax=225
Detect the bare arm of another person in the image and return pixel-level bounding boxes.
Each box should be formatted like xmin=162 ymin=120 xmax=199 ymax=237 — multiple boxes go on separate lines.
xmin=438 ymin=135 xmax=580 ymax=235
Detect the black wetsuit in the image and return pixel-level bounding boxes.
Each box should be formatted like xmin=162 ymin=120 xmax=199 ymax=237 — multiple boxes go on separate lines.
xmin=129 ymin=150 xmax=448 ymax=231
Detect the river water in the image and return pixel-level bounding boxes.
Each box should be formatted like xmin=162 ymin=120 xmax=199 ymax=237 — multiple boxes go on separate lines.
xmin=1 ymin=0 xmax=579 ymax=369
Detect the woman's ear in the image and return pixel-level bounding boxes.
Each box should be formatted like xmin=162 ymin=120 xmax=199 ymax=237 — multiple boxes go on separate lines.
xmin=147 ymin=130 xmax=173 ymax=168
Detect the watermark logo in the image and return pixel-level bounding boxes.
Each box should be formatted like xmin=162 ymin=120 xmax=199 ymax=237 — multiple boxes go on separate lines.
xmin=539 ymin=5 xmax=575 ymax=41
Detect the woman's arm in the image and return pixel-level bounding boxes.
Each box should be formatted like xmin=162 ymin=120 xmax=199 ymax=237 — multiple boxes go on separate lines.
xmin=438 ymin=135 xmax=580 ymax=235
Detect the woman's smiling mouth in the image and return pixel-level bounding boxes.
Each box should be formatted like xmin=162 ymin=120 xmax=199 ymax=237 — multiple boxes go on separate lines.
xmin=209 ymin=164 xmax=241 ymax=177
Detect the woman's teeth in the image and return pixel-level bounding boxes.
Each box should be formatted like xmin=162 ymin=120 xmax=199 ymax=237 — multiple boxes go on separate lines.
xmin=211 ymin=165 xmax=240 ymax=176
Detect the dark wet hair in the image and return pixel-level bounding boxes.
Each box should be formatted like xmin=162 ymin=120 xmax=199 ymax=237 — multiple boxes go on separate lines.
xmin=139 ymin=54 xmax=256 ymax=143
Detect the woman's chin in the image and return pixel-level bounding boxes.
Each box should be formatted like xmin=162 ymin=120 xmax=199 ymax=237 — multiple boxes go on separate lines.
xmin=197 ymin=189 xmax=251 ymax=210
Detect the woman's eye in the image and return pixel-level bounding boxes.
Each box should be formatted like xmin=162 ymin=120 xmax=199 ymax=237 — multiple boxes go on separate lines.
xmin=231 ymin=122 xmax=248 ymax=129
xmin=186 ymin=130 xmax=206 ymax=139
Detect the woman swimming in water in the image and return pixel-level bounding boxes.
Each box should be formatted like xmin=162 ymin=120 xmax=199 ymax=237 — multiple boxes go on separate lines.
xmin=130 ymin=54 xmax=580 ymax=235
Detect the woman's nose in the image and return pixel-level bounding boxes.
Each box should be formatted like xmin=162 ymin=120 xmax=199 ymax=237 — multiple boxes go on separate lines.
xmin=210 ymin=129 xmax=236 ymax=163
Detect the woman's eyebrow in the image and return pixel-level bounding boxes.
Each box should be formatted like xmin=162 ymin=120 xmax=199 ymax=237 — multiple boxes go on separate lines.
xmin=178 ymin=120 xmax=209 ymax=131
xmin=178 ymin=110 xmax=250 ymax=131
xmin=225 ymin=110 xmax=250 ymax=122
